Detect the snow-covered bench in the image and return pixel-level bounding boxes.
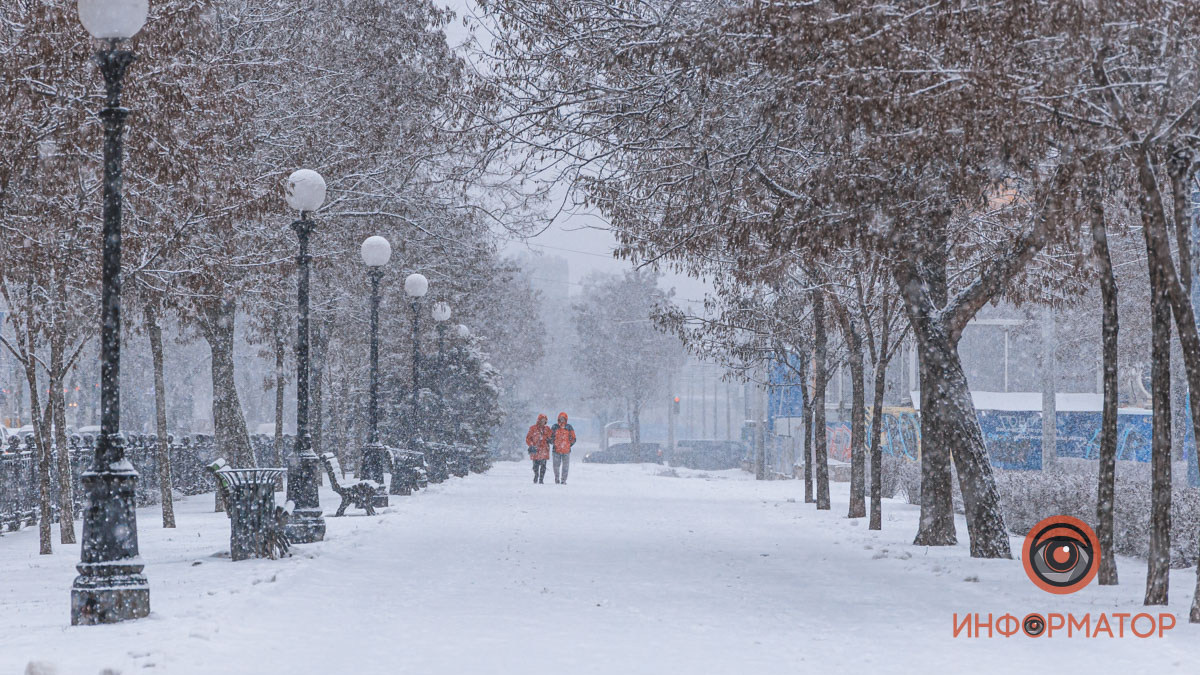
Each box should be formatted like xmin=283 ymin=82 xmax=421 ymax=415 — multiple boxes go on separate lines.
xmin=319 ymin=453 xmax=380 ymax=516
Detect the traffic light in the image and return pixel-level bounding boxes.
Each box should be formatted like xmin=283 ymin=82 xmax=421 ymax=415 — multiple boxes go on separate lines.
xmin=672 ymin=396 xmax=680 ymax=414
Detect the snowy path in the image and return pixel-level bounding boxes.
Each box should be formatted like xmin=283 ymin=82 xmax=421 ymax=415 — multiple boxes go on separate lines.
xmin=3 ymin=460 xmax=1200 ymax=674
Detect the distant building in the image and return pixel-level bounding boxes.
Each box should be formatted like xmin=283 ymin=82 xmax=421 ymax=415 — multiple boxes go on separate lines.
xmin=513 ymin=251 xmax=570 ymax=306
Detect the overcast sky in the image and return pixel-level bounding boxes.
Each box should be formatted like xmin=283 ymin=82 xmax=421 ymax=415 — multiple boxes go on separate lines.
xmin=439 ymin=1 xmax=710 ymax=306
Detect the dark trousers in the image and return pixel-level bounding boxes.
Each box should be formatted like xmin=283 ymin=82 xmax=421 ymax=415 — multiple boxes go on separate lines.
xmin=532 ymin=459 xmax=547 ymax=483
xmin=553 ymin=452 xmax=570 ymax=483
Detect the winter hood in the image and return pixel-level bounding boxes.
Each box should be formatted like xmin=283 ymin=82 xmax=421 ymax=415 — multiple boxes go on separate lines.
xmin=557 ymin=412 xmax=568 ymax=423
xmin=537 ymin=414 xmax=548 ymax=425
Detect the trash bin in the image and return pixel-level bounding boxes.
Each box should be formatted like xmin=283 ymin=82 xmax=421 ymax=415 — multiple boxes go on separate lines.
xmin=424 ymin=442 xmax=450 ymax=483
xmin=213 ymin=468 xmax=287 ymax=561
xmin=388 ymin=449 xmax=427 ymax=496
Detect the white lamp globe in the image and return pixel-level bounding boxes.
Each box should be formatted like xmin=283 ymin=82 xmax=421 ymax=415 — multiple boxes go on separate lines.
xmin=284 ymin=169 xmax=326 ymax=213
xmin=432 ymin=302 xmax=452 ymax=322
xmin=78 ymin=0 xmax=148 ymax=40
xmin=360 ymin=236 xmax=391 ymax=267
xmin=404 ymin=273 xmax=429 ymax=298
xmin=456 ymin=324 xmax=470 ymax=339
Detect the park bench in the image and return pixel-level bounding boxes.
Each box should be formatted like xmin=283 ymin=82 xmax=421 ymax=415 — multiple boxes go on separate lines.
xmin=206 ymin=459 xmax=291 ymax=560
xmin=319 ymin=453 xmax=380 ymax=516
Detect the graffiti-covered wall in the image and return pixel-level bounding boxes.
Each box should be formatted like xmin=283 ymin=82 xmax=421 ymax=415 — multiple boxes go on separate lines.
xmin=819 ymin=408 xmax=1164 ymax=471
xmin=768 ymin=356 xmax=1195 ymax=478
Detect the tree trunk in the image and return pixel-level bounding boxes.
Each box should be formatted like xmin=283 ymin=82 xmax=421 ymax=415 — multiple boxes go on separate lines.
xmin=23 ymin=311 xmax=52 ymax=555
xmin=146 ymin=304 xmax=176 ymax=528
xmin=911 ymin=334 xmax=957 ymax=547
xmin=1122 ymin=147 xmax=1200 ymax=619
xmin=1091 ymin=201 xmax=1119 ymax=586
xmin=200 ymin=297 xmax=256 ymax=512
xmin=801 ymin=351 xmax=814 ymax=503
xmin=899 ymin=219 xmax=959 ymax=548
xmin=333 ymin=371 xmax=352 ymax=473
xmin=15 ymin=364 xmax=26 ymax=426
xmin=869 ymin=357 xmax=888 ymax=530
xmin=49 ymin=333 xmax=76 ymax=544
xmin=911 ymin=316 xmax=1012 ymax=558
xmin=1144 ymin=221 xmax=1172 ymax=606
xmin=846 ymin=319 xmax=867 ymax=518
xmin=897 ymin=234 xmax=1014 ymax=557
xmin=1041 ymin=309 xmax=1057 ymax=468
xmin=812 ymin=289 xmax=831 ymax=509
xmin=272 ymin=313 xmax=287 ymax=488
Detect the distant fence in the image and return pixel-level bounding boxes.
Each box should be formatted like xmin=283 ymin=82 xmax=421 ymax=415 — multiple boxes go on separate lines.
xmin=1 ymin=433 xmax=291 ymax=531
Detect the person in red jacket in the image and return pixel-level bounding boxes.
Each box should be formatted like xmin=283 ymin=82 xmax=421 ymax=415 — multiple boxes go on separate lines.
xmin=525 ymin=414 xmax=552 ymax=484
xmin=549 ymin=412 xmax=577 ymax=484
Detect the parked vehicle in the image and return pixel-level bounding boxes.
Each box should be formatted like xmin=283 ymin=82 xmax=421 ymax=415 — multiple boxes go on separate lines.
xmin=670 ymin=440 xmax=748 ymax=470
xmin=14 ymin=424 xmax=80 ymax=442
xmin=601 ymin=421 xmax=632 ymax=451
xmin=584 ymin=442 xmax=663 ymax=464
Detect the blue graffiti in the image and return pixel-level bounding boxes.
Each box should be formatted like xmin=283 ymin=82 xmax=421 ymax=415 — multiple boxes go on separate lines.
xmin=812 ymin=408 xmax=1175 ymax=473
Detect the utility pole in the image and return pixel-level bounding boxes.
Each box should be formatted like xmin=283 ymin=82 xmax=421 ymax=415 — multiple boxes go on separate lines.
xmin=754 ymin=378 xmax=766 ymax=480
xmin=705 ymin=372 xmax=715 ymax=437
xmin=668 ymin=394 xmax=678 ymax=464
xmin=726 ymin=382 xmax=733 ymax=442
xmin=686 ymin=373 xmax=694 ymax=440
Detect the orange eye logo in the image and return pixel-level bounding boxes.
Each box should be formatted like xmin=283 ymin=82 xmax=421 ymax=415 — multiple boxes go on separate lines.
xmin=1022 ymin=516 xmax=1100 ymax=594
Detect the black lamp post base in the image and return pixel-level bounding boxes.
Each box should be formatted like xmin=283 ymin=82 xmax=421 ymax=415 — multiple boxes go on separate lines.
xmin=285 ymin=508 xmax=327 ymax=544
xmin=72 ymin=463 xmax=149 ymax=625
xmin=360 ymin=443 xmax=390 ymax=507
xmin=71 ymin=564 xmax=149 ymax=625
xmin=285 ymin=450 xmax=325 ymax=543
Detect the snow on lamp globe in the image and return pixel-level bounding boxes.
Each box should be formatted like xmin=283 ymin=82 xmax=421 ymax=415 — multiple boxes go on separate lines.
xmin=361 ymin=235 xmax=392 ymax=268
xmin=285 ymin=168 xmax=326 ymax=213
xmin=405 ymin=272 xmax=429 ymax=298
xmin=432 ymin=301 xmax=452 ymax=322
xmin=78 ymin=0 xmax=148 ymax=39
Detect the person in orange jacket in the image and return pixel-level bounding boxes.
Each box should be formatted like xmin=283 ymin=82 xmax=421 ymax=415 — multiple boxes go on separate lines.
xmin=525 ymin=414 xmax=552 ymax=484
xmin=549 ymin=412 xmax=577 ymax=484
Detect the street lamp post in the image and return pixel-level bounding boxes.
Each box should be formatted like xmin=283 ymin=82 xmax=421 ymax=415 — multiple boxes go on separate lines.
xmin=404 ymin=274 xmax=429 ymax=449
xmin=284 ymin=169 xmax=328 ymax=544
xmin=360 ymin=236 xmax=391 ymax=506
xmin=72 ymin=0 xmax=151 ymax=626
xmin=432 ymin=301 xmax=451 ymax=399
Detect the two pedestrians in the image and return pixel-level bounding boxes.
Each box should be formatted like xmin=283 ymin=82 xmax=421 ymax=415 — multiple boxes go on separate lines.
xmin=526 ymin=412 xmax=576 ymax=484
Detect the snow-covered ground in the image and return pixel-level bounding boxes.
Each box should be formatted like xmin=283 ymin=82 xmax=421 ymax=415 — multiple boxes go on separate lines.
xmin=3 ymin=457 xmax=1200 ymax=674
